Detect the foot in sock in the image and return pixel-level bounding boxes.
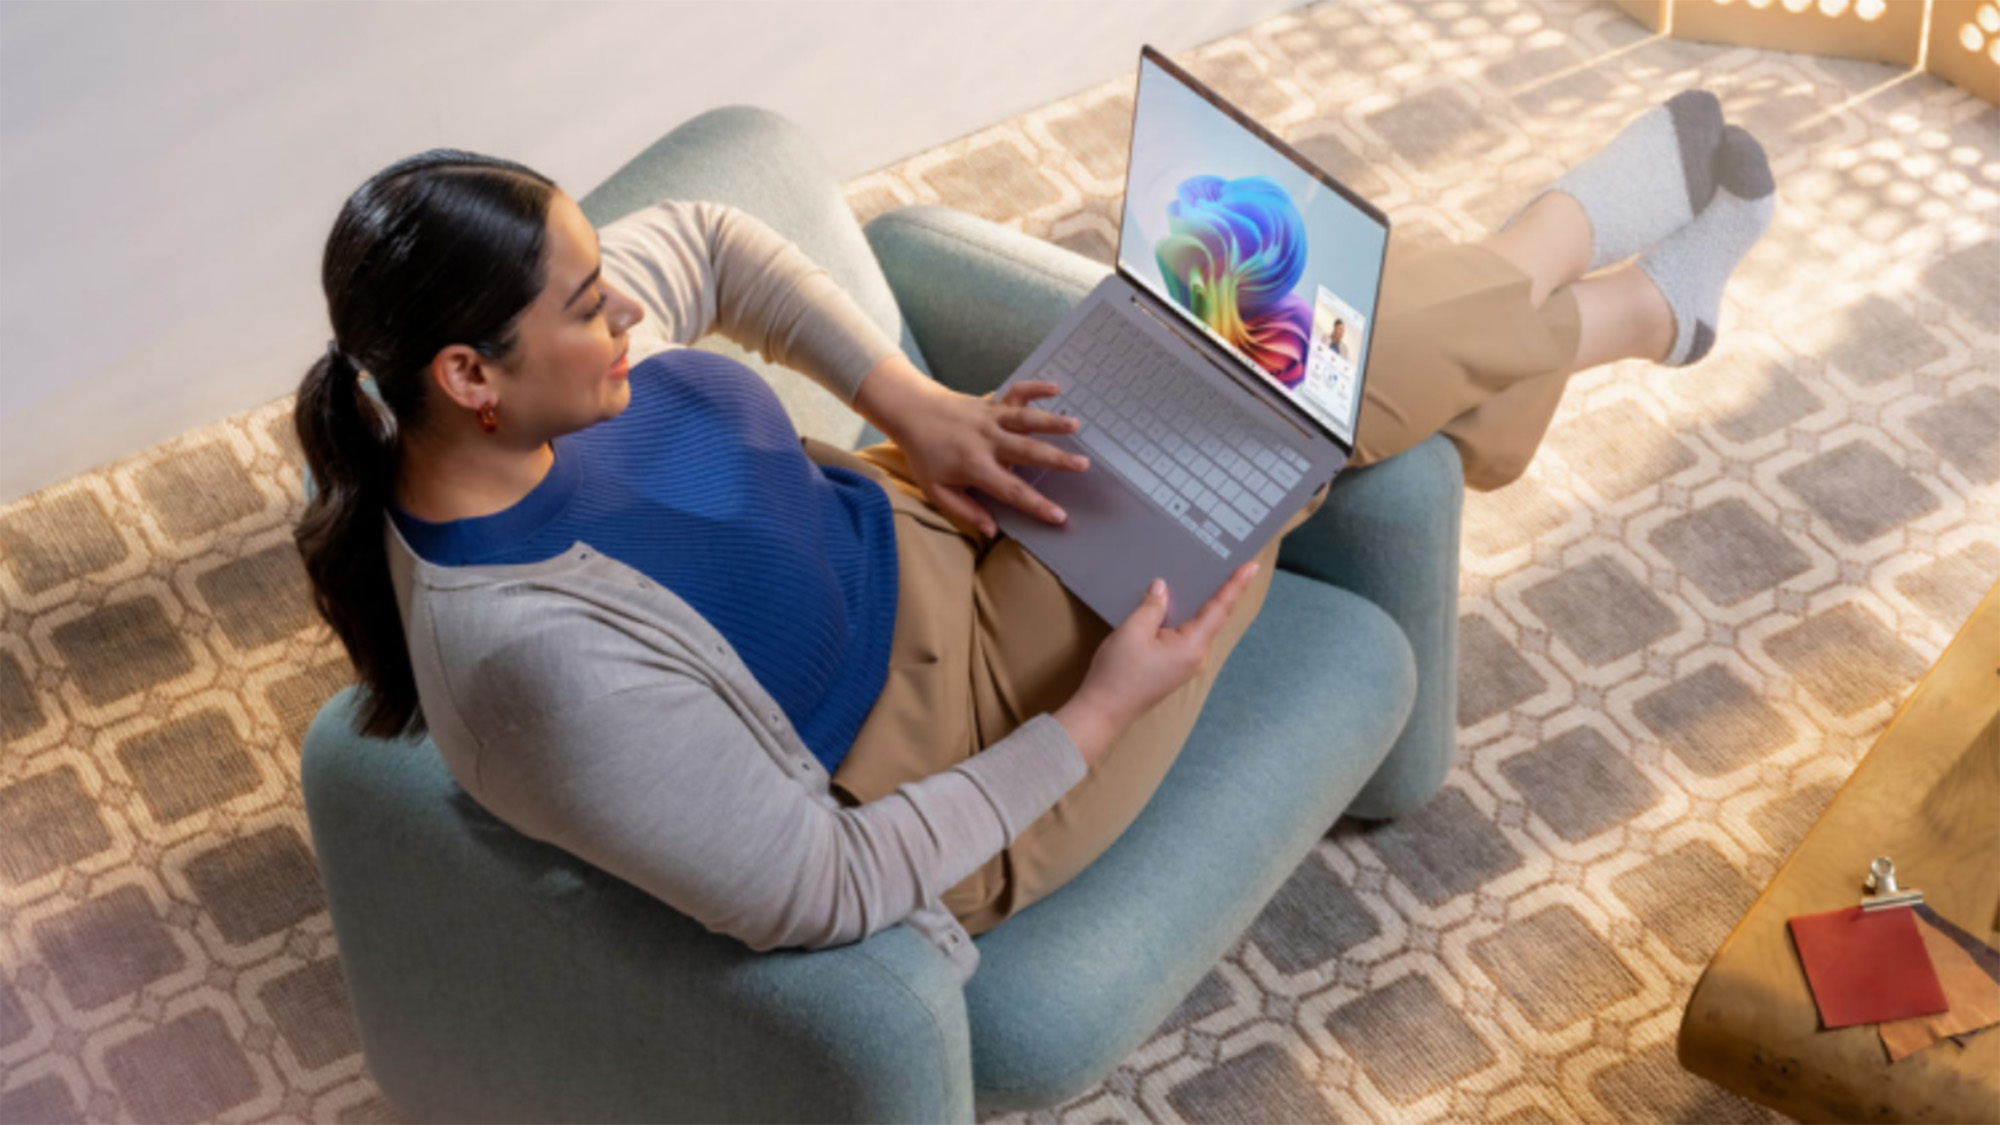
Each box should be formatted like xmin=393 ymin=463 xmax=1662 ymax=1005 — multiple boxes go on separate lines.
xmin=1637 ymin=124 xmax=1777 ymax=367
xmin=1505 ymin=89 xmax=1725 ymax=272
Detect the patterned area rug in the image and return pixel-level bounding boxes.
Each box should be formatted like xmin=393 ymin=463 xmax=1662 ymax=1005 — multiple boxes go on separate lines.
xmin=2 ymin=1 xmax=1995 ymax=1121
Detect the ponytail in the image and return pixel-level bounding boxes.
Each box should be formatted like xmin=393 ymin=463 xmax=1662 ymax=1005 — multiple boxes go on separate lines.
xmin=293 ymin=149 xmax=556 ymax=740
xmin=293 ymin=343 xmax=423 ymax=739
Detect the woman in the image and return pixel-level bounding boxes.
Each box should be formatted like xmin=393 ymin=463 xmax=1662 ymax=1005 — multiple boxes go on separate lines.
xmin=294 ymin=92 xmax=1771 ymax=979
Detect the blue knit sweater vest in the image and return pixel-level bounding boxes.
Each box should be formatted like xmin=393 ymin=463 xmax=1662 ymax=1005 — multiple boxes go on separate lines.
xmin=390 ymin=349 xmax=899 ymax=773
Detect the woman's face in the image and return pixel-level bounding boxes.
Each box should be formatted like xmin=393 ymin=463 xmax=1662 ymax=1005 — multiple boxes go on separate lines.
xmin=478 ymin=191 xmax=646 ymax=440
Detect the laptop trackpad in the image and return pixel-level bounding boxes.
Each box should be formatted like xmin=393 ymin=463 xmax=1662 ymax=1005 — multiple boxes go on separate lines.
xmin=992 ymin=454 xmax=1239 ymax=629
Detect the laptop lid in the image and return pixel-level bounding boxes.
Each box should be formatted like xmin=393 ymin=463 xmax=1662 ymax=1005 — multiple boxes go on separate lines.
xmin=1114 ymin=45 xmax=1391 ymax=455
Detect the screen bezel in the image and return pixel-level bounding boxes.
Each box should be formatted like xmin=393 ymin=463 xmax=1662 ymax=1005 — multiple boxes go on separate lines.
xmin=1114 ymin=44 xmax=1391 ymax=454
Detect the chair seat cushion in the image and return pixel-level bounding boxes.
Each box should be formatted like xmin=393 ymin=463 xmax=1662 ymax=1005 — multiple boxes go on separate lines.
xmin=965 ymin=570 xmax=1417 ymax=1112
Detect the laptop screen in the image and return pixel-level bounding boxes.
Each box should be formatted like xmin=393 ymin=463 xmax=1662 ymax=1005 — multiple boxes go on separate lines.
xmin=1116 ymin=48 xmax=1389 ymax=450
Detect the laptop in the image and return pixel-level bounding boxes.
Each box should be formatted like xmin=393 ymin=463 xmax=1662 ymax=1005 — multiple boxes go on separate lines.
xmin=987 ymin=45 xmax=1392 ymax=628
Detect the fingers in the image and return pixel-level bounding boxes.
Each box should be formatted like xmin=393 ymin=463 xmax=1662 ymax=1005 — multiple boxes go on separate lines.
xmin=997 ymin=380 xmax=1062 ymax=407
xmin=1000 ymin=403 xmax=1081 ymax=436
xmin=984 ymin=467 xmax=1067 ymax=525
xmin=931 ymin=485 xmax=997 ymax=539
xmin=997 ymin=383 xmax=1081 ymax=436
xmin=996 ymin=432 xmax=1089 ymax=474
xmin=1176 ymin=562 xmax=1260 ymax=642
xmin=1122 ymin=576 xmax=1171 ymax=631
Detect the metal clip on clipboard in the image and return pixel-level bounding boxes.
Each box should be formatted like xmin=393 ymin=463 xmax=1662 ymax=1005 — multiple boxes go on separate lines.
xmin=1861 ymin=856 xmax=1925 ymax=912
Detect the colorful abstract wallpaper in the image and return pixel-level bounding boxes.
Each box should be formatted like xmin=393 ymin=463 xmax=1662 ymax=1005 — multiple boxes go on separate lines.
xmin=1153 ymin=173 xmax=1316 ymax=388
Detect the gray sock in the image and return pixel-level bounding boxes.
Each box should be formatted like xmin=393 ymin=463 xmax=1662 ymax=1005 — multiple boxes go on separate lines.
xmin=1508 ymin=89 xmax=1724 ymax=271
xmin=1637 ymin=125 xmax=1777 ymax=367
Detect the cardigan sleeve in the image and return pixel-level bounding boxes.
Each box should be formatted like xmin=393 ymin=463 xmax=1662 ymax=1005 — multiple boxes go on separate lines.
xmin=460 ymin=673 xmax=1087 ymax=956
xmin=597 ymin=199 xmax=902 ymax=404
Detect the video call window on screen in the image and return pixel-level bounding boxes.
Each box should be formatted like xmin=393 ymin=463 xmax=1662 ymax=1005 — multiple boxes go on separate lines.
xmin=1116 ymin=55 xmax=1387 ymax=448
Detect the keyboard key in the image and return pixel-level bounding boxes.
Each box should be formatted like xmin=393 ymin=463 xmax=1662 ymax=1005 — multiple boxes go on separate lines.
xmin=1283 ymin=448 xmax=1311 ymax=472
xmin=1199 ymin=519 xmax=1222 ymax=540
xmin=1166 ymin=465 xmax=1191 ymax=491
xmin=1220 ymin=480 xmax=1245 ymax=505
xmin=1188 ymin=454 xmax=1217 ymax=480
xmin=1268 ymin=460 xmax=1301 ymax=490
xmin=1252 ymin=448 xmax=1279 ymax=473
xmin=1076 ymin=423 xmax=1162 ymax=496
xmin=1208 ymin=539 xmax=1231 ymax=558
xmin=1254 ymin=479 xmax=1285 ymax=506
xmin=1244 ymin=468 xmax=1271 ymax=495
xmin=1236 ymin=493 xmax=1270 ymax=522
xmin=1209 ymin=502 xmax=1253 ymax=541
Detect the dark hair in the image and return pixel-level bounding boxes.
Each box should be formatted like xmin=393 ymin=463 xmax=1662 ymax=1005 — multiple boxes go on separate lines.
xmin=293 ymin=149 xmax=557 ymax=739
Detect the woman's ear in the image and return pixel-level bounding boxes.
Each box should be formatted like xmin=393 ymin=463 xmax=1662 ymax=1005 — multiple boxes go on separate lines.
xmin=428 ymin=344 xmax=500 ymax=412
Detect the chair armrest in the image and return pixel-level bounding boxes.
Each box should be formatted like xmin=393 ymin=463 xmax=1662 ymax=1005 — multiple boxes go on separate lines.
xmin=303 ymin=687 xmax=974 ymax=1124
xmin=861 ymin=205 xmax=1108 ymax=401
xmin=1277 ymin=435 xmax=1463 ymax=819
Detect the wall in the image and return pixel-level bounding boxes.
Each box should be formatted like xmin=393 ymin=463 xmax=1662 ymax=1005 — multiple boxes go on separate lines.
xmin=0 ymin=0 xmax=1302 ymax=503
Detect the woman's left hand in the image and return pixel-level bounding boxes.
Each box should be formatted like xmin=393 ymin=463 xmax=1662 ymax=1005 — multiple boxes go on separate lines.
xmin=881 ymin=378 xmax=1093 ymax=539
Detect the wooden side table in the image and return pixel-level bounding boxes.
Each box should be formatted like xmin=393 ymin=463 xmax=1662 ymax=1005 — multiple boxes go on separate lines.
xmin=1678 ymin=580 xmax=2000 ymax=1122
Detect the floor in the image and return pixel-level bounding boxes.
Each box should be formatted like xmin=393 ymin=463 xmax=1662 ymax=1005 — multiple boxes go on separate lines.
xmin=0 ymin=0 xmax=1995 ymax=1121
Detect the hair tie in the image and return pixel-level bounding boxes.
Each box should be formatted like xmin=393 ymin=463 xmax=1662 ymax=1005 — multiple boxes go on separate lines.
xmin=326 ymin=339 xmax=353 ymax=372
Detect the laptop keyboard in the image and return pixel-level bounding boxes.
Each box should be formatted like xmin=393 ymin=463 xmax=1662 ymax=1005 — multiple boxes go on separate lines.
xmin=1040 ymin=305 xmax=1312 ymax=559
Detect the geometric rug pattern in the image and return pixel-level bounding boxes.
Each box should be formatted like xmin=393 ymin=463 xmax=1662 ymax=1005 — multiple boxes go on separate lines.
xmin=2 ymin=0 xmax=1994 ymax=1120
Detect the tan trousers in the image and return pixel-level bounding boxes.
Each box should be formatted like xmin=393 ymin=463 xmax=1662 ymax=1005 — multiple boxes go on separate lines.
xmin=804 ymin=239 xmax=1580 ymax=935
xmin=805 ymin=435 xmax=1329 ymax=935
xmin=1351 ymin=241 xmax=1582 ymax=490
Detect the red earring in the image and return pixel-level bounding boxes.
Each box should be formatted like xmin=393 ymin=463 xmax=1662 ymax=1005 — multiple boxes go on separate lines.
xmin=476 ymin=403 xmax=499 ymax=433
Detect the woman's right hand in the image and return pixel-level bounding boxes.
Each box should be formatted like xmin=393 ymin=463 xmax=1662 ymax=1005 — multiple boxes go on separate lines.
xmin=1052 ymin=561 xmax=1260 ymax=767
